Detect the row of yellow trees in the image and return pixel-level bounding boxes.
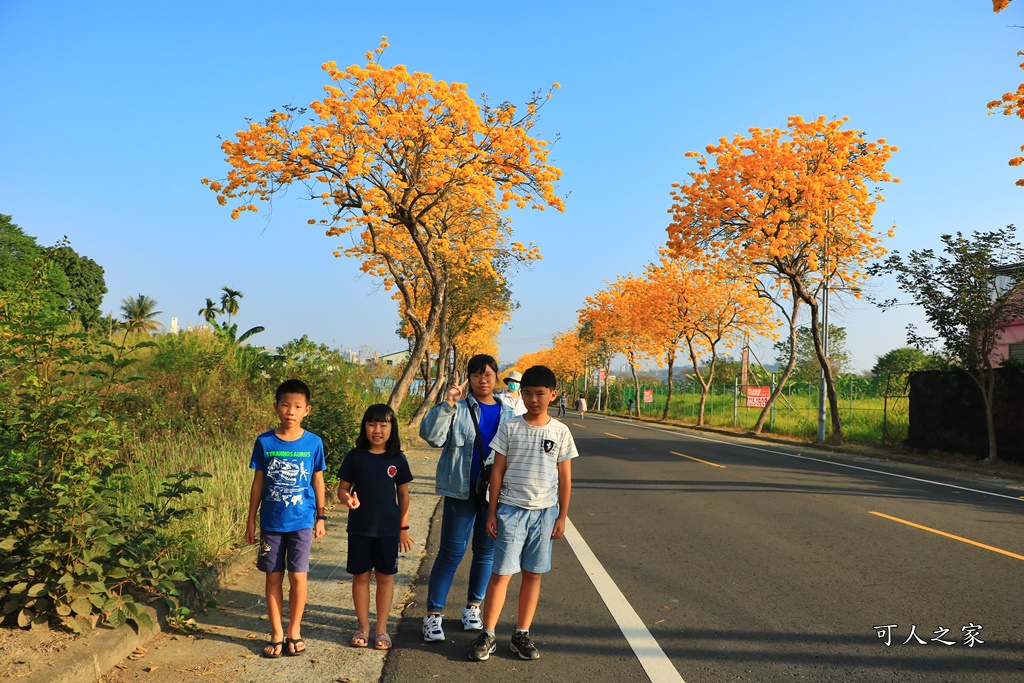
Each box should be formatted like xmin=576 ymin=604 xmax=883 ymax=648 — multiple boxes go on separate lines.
xmin=533 ymin=2 xmax=1024 ymax=445
xmin=204 ymin=3 xmax=1023 ymax=436
xmin=519 ymin=115 xmax=898 ymax=445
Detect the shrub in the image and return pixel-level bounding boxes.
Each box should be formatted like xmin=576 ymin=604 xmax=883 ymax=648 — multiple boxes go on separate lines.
xmin=0 ymin=314 xmax=206 ymax=632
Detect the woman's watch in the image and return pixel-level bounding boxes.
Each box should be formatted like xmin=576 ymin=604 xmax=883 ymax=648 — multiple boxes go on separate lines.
xmin=316 ymin=515 xmax=328 ymax=521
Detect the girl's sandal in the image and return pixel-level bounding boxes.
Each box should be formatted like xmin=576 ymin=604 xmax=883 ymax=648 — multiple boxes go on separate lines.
xmin=374 ymin=632 xmax=392 ymax=650
xmin=261 ymin=640 xmax=284 ymax=658
xmin=350 ymin=630 xmax=368 ymax=648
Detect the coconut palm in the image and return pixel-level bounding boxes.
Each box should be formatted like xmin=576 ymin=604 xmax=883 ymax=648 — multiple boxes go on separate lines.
xmin=198 ymin=298 xmax=222 ymax=324
xmin=220 ymin=287 xmax=243 ymax=326
xmin=119 ymin=294 xmax=162 ymax=334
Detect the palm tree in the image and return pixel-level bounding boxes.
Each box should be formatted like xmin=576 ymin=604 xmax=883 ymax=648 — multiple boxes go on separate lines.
xmin=220 ymin=287 xmax=243 ymax=326
xmin=198 ymin=298 xmax=222 ymax=325
xmin=120 ymin=294 xmax=163 ymax=334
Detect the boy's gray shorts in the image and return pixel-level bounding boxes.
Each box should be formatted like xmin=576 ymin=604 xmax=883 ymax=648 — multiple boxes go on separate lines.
xmin=257 ymin=528 xmax=313 ymax=573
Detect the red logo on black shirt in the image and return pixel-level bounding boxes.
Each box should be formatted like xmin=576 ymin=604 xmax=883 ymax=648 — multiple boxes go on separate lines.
xmin=387 ymin=465 xmax=398 ymax=478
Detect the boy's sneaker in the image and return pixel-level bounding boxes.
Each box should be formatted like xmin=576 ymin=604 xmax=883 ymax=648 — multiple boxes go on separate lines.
xmin=510 ymin=630 xmax=540 ymax=660
xmin=422 ymin=614 xmax=445 ymax=642
xmin=467 ymin=632 xmax=497 ymax=661
xmin=461 ymin=605 xmax=483 ymax=631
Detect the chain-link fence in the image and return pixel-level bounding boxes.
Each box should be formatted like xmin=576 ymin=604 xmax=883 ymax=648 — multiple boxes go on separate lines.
xmin=585 ymin=374 xmax=912 ymax=447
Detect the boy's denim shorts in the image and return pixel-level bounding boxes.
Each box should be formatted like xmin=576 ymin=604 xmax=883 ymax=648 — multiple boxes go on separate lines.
xmin=492 ymin=503 xmax=558 ymax=575
xmin=257 ymin=528 xmax=313 ymax=574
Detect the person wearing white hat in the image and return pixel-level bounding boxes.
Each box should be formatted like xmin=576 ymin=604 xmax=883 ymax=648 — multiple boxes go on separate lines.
xmin=497 ymin=370 xmax=527 ymax=416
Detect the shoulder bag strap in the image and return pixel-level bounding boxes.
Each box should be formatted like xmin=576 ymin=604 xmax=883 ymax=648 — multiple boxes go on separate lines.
xmin=466 ymin=396 xmax=485 ymax=462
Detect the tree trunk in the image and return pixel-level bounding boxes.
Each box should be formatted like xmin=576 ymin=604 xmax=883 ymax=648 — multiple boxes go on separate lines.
xmin=409 ymin=346 xmax=449 ymax=427
xmin=628 ymin=351 xmax=641 ymax=418
xmin=605 ymin=357 xmax=612 ymax=414
xmin=752 ymin=298 xmax=801 ymax=434
xmin=807 ymin=300 xmax=843 ymax=444
xmin=975 ymin=369 xmax=999 ymax=464
xmin=388 ymin=282 xmax=446 ymax=414
xmin=408 ymin=299 xmax=452 ymax=427
xmin=686 ymin=337 xmax=711 ymax=426
xmin=662 ymin=347 xmax=676 ymax=421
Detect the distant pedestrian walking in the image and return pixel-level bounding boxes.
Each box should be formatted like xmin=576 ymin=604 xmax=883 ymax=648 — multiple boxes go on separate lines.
xmin=557 ymin=393 xmax=567 ymax=417
xmin=575 ymin=395 xmax=587 ymax=419
xmin=627 ymin=397 xmax=636 ymax=419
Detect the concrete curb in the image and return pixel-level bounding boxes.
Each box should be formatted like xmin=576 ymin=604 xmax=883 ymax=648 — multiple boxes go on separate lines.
xmin=21 ymin=547 xmax=257 ymax=683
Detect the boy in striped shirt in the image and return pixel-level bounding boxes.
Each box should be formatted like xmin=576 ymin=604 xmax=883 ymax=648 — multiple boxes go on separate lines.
xmin=468 ymin=365 xmax=578 ymax=662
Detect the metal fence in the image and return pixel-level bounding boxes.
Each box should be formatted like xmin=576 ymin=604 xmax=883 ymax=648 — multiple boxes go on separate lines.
xmin=589 ymin=374 xmax=912 ymax=447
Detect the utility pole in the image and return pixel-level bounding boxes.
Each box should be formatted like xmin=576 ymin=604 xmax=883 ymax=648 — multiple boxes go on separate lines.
xmin=817 ymin=235 xmax=831 ymax=444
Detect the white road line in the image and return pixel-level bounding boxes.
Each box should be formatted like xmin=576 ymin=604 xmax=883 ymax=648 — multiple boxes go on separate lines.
xmin=563 ymin=518 xmax=686 ymax=683
xmin=609 ymin=420 xmax=1024 ymax=504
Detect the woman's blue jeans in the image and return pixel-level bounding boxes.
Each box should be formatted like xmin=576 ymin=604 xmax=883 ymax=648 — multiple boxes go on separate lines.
xmin=426 ymin=495 xmax=494 ymax=613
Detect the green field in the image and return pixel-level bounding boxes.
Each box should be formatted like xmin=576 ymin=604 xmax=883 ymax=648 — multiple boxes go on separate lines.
xmin=606 ymin=378 xmax=910 ymax=446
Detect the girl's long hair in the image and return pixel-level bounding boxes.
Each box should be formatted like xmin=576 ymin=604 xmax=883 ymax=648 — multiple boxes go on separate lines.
xmin=355 ymin=403 xmax=401 ymax=456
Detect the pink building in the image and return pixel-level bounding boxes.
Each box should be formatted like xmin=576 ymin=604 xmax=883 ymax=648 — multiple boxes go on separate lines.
xmin=995 ymin=317 xmax=1024 ymax=362
xmin=993 ymin=266 xmax=1024 ymax=362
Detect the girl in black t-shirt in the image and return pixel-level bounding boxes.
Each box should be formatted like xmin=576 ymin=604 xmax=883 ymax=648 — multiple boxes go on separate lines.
xmin=337 ymin=404 xmax=414 ymax=650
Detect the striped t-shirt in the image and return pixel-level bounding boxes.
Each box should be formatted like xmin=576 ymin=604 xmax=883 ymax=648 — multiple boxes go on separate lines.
xmin=488 ymin=416 xmax=578 ymax=510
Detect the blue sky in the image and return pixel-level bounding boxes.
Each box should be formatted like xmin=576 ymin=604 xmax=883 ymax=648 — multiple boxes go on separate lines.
xmin=2 ymin=1 xmax=1022 ymax=372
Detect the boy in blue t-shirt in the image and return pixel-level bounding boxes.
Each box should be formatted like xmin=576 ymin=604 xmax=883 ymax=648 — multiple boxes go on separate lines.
xmin=245 ymin=379 xmax=327 ymax=658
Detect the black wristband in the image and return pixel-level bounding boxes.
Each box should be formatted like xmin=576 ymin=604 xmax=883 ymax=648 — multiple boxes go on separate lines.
xmin=316 ymin=515 xmax=328 ymax=521
xmin=400 ymin=525 xmax=410 ymax=530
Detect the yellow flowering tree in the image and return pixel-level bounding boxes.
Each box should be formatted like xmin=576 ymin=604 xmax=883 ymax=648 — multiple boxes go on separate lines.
xmin=579 ymin=275 xmax=660 ymax=414
xmin=666 ymin=116 xmax=897 ymax=442
xmin=987 ymin=0 xmax=1024 ymax=185
xmin=643 ymin=255 xmax=776 ymax=423
xmin=513 ymin=329 xmax=589 ymax=395
xmin=204 ymin=39 xmax=561 ymax=409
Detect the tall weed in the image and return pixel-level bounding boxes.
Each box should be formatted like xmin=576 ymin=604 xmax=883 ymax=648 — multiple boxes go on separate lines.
xmin=119 ymin=430 xmax=253 ymax=568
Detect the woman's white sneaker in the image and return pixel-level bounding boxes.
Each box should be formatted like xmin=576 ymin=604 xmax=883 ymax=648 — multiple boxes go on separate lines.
xmin=461 ymin=605 xmax=483 ymax=631
xmin=423 ymin=613 xmax=445 ymax=642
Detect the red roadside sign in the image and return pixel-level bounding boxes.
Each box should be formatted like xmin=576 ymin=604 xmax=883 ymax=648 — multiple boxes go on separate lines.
xmin=746 ymin=385 xmax=770 ymax=408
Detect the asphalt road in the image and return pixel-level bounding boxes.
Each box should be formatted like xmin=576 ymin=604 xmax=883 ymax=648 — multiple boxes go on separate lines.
xmin=384 ymin=412 xmax=1024 ymax=682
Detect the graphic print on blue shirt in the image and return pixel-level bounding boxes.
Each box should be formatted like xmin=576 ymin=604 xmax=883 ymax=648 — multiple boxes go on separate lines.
xmin=250 ymin=429 xmax=326 ymax=533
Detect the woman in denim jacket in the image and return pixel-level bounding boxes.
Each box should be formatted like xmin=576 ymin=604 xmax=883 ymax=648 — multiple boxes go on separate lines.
xmin=419 ymin=354 xmax=515 ymax=642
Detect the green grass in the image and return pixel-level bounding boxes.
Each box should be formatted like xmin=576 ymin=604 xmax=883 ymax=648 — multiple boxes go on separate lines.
xmin=118 ymin=430 xmax=254 ymax=569
xmin=621 ymin=384 xmax=910 ymax=445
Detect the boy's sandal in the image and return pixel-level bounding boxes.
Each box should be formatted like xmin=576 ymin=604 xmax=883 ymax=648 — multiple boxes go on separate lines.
xmin=261 ymin=640 xmax=284 ymax=658
xmin=285 ymin=637 xmax=305 ymax=656
xmin=350 ymin=630 xmax=368 ymax=648
xmin=374 ymin=632 xmax=392 ymax=650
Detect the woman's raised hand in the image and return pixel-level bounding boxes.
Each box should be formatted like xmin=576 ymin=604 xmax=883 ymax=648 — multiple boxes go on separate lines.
xmin=445 ymin=372 xmax=469 ymax=406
